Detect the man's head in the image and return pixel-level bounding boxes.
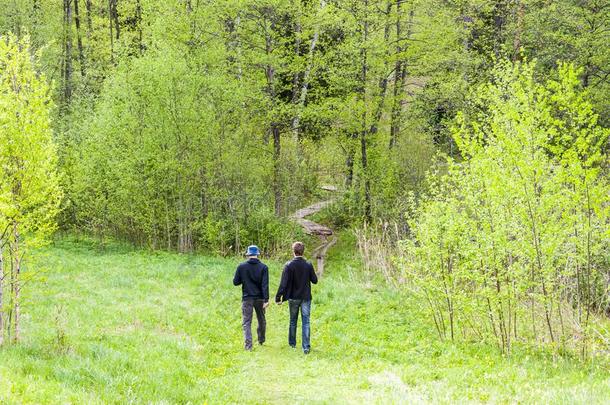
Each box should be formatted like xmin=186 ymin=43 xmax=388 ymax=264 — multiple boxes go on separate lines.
xmin=245 ymin=245 xmax=260 ymax=258
xmin=292 ymin=241 xmax=305 ymax=257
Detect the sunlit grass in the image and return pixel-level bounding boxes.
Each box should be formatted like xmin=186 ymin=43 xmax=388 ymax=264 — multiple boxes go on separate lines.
xmin=0 ymin=236 xmax=608 ymax=404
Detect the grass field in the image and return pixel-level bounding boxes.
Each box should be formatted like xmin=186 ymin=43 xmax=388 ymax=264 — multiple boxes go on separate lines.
xmin=0 ymin=236 xmax=609 ymax=404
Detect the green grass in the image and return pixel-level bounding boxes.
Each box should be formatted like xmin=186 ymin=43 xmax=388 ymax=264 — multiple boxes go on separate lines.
xmin=0 ymin=236 xmax=608 ymax=404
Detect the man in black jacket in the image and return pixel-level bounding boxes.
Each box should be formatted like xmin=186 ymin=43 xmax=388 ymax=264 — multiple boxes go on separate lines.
xmin=275 ymin=241 xmax=318 ymax=354
xmin=233 ymin=245 xmax=269 ymax=351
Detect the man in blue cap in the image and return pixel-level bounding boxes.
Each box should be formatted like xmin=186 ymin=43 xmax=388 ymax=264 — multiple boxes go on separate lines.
xmin=233 ymin=245 xmax=269 ymax=351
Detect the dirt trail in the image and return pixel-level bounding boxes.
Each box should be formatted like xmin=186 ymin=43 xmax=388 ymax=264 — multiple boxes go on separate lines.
xmin=291 ymin=187 xmax=337 ymax=276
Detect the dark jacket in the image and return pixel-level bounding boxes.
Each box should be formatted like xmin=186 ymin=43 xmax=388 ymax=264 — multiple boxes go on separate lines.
xmin=275 ymin=256 xmax=318 ymax=302
xmin=233 ymin=258 xmax=269 ymax=302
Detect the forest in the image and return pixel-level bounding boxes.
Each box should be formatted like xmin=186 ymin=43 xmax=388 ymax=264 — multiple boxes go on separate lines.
xmin=0 ymin=0 xmax=609 ymax=403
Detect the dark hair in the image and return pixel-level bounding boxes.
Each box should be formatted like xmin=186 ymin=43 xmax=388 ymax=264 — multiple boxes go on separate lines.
xmin=292 ymin=241 xmax=305 ymax=256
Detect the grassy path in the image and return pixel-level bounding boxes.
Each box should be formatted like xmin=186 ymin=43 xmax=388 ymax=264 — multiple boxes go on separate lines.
xmin=0 ymin=237 xmax=608 ymax=404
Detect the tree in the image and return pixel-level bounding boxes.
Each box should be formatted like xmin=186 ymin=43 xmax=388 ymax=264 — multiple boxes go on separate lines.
xmin=0 ymin=34 xmax=62 ymax=343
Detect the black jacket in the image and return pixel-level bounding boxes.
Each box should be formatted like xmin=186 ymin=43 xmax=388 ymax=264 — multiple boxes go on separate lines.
xmin=233 ymin=258 xmax=269 ymax=302
xmin=275 ymin=257 xmax=318 ymax=302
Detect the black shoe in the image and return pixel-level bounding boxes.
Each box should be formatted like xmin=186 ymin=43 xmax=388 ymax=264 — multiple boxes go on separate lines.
xmin=290 ymin=345 xmax=296 ymax=349
xmin=304 ymin=349 xmax=310 ymax=354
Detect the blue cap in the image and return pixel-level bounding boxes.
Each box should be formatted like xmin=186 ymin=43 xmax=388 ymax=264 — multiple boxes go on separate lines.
xmin=245 ymin=245 xmax=260 ymax=256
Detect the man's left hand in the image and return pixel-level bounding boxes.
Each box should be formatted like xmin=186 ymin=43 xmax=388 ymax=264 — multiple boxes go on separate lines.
xmin=263 ymin=302 xmax=269 ymax=309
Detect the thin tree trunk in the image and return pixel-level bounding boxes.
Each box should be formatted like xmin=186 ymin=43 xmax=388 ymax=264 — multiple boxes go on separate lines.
xmin=85 ymin=0 xmax=93 ymax=39
xmin=530 ymin=266 xmax=537 ymax=341
xmin=272 ymin=123 xmax=282 ymax=216
xmin=74 ymin=0 xmax=86 ymax=77
xmin=512 ymin=0 xmax=524 ymax=61
xmin=63 ymin=0 xmax=73 ymax=104
xmin=234 ymin=16 xmax=243 ymax=80
xmin=346 ymin=141 xmax=355 ymax=188
xmin=360 ymin=128 xmax=371 ymax=220
xmin=360 ymin=1 xmax=372 ymax=221
xmin=291 ymin=0 xmax=326 ymax=144
xmin=108 ymin=0 xmax=120 ymax=63
xmin=291 ymin=18 xmax=302 ymax=106
xmin=108 ymin=0 xmax=114 ymax=63
xmin=441 ymin=254 xmax=454 ymax=341
xmin=389 ymin=7 xmax=412 ymax=149
xmin=360 ymin=1 xmax=393 ymax=220
xmin=136 ymin=0 xmax=143 ymax=54
xmin=582 ymin=176 xmax=593 ymax=357
xmin=264 ymin=19 xmax=281 ymax=216
xmin=111 ymin=0 xmax=120 ymax=39
xmin=11 ymin=222 xmax=20 ymax=343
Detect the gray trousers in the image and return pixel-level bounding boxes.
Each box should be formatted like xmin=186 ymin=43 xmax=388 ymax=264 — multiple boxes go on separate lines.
xmin=242 ymin=299 xmax=266 ymax=350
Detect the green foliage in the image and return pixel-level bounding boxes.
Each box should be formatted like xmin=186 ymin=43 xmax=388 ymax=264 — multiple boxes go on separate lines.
xmin=403 ymin=60 xmax=610 ymax=354
xmin=61 ymin=44 xmax=302 ymax=254
xmin=0 ymin=34 xmax=62 ymax=247
xmin=523 ymin=0 xmax=610 ymax=124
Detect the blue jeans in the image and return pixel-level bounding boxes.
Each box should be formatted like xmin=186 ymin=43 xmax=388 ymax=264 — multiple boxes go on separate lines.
xmin=288 ymin=299 xmax=311 ymax=351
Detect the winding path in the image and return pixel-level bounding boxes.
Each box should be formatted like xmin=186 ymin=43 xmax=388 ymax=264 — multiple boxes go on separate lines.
xmin=291 ymin=186 xmax=338 ymax=276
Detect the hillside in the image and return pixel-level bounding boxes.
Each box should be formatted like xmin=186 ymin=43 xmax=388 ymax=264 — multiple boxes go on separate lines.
xmin=0 ymin=237 xmax=608 ymax=404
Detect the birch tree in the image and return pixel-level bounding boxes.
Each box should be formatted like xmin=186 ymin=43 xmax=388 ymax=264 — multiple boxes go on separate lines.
xmin=0 ymin=34 xmax=62 ymax=343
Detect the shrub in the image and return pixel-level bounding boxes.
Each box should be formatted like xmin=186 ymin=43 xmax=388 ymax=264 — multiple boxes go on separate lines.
xmin=401 ymin=61 xmax=610 ymax=356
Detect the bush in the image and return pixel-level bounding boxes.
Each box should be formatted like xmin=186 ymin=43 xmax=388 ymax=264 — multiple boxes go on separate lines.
xmin=401 ymin=61 xmax=610 ymax=356
xmin=195 ymin=208 xmax=303 ymax=257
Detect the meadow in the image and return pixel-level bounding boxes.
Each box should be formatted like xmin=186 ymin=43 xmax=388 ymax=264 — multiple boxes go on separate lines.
xmin=0 ymin=236 xmax=609 ymax=404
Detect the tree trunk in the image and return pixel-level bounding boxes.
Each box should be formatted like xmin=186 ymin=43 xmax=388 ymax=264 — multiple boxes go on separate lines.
xmin=360 ymin=128 xmax=371 ymax=220
xmin=108 ymin=0 xmax=120 ymax=62
xmin=63 ymin=0 xmax=73 ymax=104
xmin=512 ymin=1 xmax=524 ymax=61
xmin=291 ymin=18 xmax=302 ymax=105
xmin=136 ymin=0 xmax=143 ymax=54
xmin=272 ymin=123 xmax=282 ymax=216
xmin=85 ymin=0 xmax=93 ymax=39
xmin=346 ymin=140 xmax=355 ymax=188
xmin=360 ymin=1 xmax=372 ymax=221
xmin=360 ymin=1 xmax=393 ymax=220
xmin=291 ymin=0 xmax=326 ymax=144
xmin=264 ymin=21 xmax=281 ymax=216
xmin=74 ymin=0 xmax=86 ymax=77
xmin=389 ymin=7 xmax=412 ymax=149
xmin=11 ymin=222 xmax=20 ymax=343
xmin=111 ymin=0 xmax=120 ymax=39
